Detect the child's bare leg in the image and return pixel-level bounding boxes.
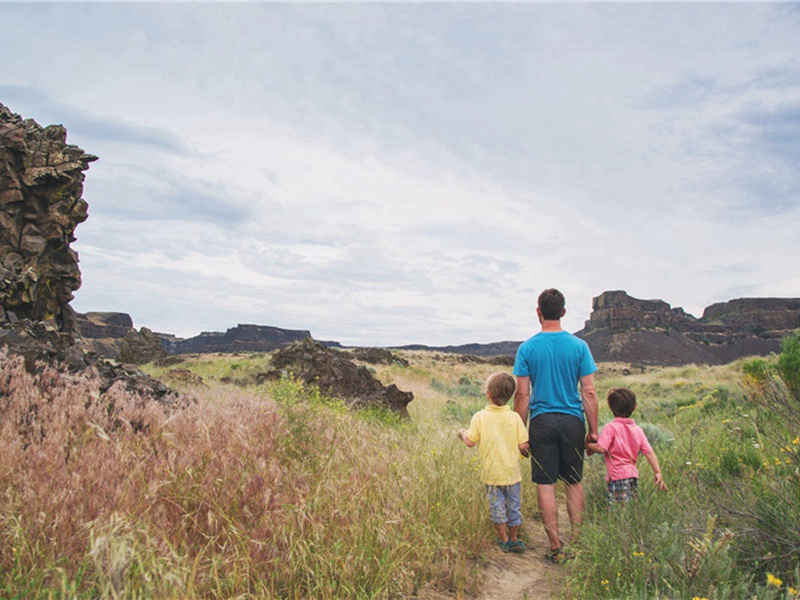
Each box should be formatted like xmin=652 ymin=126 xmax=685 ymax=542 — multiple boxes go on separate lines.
xmin=508 ymin=525 xmax=519 ymax=542
xmin=494 ymin=522 xmax=509 ymax=543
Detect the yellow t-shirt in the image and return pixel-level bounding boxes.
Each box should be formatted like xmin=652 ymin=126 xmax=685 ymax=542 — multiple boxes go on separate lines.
xmin=465 ymin=404 xmax=529 ymax=486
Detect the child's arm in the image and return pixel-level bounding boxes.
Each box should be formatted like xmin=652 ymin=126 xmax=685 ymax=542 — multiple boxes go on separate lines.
xmin=585 ymin=441 xmax=603 ymax=456
xmin=457 ymin=428 xmax=476 ymax=448
xmin=644 ymin=451 xmax=667 ymax=490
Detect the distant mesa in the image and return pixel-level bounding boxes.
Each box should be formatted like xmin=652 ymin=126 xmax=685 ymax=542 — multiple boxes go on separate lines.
xmin=75 ymin=289 xmax=800 ymax=368
xmin=575 ymin=290 xmax=800 ymax=366
xmin=74 ymin=315 xmax=314 ymax=362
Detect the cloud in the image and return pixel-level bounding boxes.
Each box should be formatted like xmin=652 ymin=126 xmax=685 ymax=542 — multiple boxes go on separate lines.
xmin=2 ymin=3 xmax=799 ymax=345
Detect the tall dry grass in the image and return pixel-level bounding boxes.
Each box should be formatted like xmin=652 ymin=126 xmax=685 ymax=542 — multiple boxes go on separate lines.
xmin=0 ymin=349 xmax=489 ymax=598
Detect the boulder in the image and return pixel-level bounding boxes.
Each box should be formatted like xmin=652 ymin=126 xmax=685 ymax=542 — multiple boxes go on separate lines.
xmin=263 ymin=339 xmax=413 ymax=417
xmin=349 ymin=347 xmax=410 ymax=367
xmin=119 ymin=327 xmax=167 ymax=365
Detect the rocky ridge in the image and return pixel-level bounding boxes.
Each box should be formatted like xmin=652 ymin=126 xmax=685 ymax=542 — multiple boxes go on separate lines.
xmin=576 ymin=290 xmax=800 ymax=365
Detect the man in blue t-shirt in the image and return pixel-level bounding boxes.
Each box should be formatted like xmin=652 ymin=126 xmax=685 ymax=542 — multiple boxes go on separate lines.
xmin=513 ymin=288 xmax=599 ymax=563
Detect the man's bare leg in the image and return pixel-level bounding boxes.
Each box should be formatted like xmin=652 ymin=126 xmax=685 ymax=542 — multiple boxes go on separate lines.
xmin=564 ymin=482 xmax=585 ymax=543
xmin=537 ymin=483 xmax=561 ymax=551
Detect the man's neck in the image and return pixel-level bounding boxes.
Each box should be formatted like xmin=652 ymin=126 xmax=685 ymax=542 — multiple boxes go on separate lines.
xmin=540 ymin=319 xmax=563 ymax=332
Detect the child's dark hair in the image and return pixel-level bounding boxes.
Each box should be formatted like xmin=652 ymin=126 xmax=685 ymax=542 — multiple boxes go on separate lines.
xmin=486 ymin=372 xmax=516 ymax=405
xmin=607 ymin=387 xmax=636 ymax=418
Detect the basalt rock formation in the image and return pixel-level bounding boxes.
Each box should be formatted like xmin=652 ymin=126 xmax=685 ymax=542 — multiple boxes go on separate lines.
xmin=164 ymin=324 xmax=312 ymax=354
xmin=261 ymin=339 xmax=414 ymax=417
xmin=0 ymin=103 xmax=181 ymax=404
xmin=576 ymin=290 xmax=800 ymax=366
xmin=1 ymin=102 xmax=96 ymax=333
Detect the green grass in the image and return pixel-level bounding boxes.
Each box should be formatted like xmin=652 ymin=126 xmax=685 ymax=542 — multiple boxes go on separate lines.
xmin=2 ymin=343 xmax=800 ymax=598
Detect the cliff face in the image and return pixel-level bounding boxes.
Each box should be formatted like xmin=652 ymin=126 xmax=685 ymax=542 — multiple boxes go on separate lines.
xmin=165 ymin=324 xmax=312 ymax=354
xmin=73 ymin=315 xmax=313 ymax=358
xmin=0 ymin=104 xmax=180 ymax=404
xmin=577 ymin=291 xmax=800 ymax=365
xmin=0 ymin=102 xmax=97 ymax=334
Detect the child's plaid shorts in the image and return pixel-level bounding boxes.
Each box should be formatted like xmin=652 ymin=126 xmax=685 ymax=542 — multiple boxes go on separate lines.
xmin=607 ymin=477 xmax=638 ymax=504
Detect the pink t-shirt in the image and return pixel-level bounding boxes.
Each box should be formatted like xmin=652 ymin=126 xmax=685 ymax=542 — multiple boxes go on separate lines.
xmin=596 ymin=418 xmax=653 ymax=482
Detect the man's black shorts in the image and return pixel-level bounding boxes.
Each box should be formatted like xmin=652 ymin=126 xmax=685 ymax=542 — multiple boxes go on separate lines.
xmin=529 ymin=412 xmax=585 ymax=485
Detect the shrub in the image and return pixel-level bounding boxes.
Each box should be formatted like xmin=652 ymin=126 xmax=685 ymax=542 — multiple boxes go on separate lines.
xmin=777 ymin=331 xmax=800 ymax=400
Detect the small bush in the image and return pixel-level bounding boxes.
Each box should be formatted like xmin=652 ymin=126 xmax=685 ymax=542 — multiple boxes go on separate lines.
xmin=777 ymin=331 xmax=800 ymax=400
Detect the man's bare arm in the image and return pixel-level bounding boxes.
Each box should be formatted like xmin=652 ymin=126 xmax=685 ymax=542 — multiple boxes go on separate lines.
xmin=514 ymin=376 xmax=530 ymax=423
xmin=580 ymin=373 xmax=599 ymax=442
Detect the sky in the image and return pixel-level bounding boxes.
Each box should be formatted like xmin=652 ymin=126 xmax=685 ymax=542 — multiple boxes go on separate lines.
xmin=1 ymin=2 xmax=799 ymax=347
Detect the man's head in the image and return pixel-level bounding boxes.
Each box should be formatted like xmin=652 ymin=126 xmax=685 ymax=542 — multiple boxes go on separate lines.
xmin=607 ymin=387 xmax=636 ymax=418
xmin=537 ymin=288 xmax=566 ymax=321
xmin=485 ymin=372 xmax=516 ymax=406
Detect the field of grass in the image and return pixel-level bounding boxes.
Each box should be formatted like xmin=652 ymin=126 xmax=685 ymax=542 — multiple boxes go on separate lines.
xmin=1 ymin=340 xmax=799 ymax=598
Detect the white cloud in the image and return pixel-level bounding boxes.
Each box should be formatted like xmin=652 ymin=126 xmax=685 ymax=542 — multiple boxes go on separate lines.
xmin=2 ymin=2 xmax=799 ymax=346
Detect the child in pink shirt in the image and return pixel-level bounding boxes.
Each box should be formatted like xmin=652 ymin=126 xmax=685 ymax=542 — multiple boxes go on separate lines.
xmin=586 ymin=388 xmax=667 ymax=504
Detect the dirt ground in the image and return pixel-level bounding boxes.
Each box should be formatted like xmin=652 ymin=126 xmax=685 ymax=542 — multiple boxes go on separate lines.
xmin=417 ymin=512 xmax=567 ymax=600
xmin=471 ymin=517 xmax=565 ymax=600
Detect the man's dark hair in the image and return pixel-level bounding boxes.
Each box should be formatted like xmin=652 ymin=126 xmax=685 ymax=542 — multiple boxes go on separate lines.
xmin=607 ymin=387 xmax=637 ymax=418
xmin=538 ymin=288 xmax=565 ymax=321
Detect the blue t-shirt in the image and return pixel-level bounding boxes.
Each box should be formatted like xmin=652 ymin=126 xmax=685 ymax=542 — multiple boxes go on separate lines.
xmin=513 ymin=331 xmax=597 ymax=420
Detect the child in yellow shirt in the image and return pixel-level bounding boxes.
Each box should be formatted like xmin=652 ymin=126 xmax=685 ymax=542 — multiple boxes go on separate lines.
xmin=459 ymin=372 xmax=530 ymax=553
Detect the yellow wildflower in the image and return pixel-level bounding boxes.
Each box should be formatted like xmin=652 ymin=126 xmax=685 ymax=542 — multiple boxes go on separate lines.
xmin=601 ymin=579 xmax=609 ymax=586
xmin=788 ymin=586 xmax=798 ymax=596
xmin=632 ymin=551 xmax=645 ymax=557
xmin=766 ymin=573 xmax=783 ymax=587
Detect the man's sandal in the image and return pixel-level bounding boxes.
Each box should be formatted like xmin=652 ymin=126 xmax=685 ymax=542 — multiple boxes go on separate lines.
xmin=545 ymin=547 xmax=568 ymax=564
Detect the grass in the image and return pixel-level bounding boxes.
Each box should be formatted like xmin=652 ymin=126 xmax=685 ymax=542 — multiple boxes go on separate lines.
xmin=2 ymin=341 xmax=799 ymax=598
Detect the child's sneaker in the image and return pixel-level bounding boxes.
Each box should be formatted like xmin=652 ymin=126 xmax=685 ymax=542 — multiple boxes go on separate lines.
xmin=496 ymin=540 xmax=512 ymax=553
xmin=509 ymin=540 xmax=526 ymax=554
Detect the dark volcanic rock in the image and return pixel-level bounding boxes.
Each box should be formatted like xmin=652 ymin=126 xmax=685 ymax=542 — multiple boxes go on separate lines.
xmin=397 ymin=340 xmax=521 ymax=358
xmin=167 ymin=324 xmax=312 ymax=354
xmin=0 ymin=102 xmax=97 ymax=332
xmin=264 ymin=339 xmax=413 ymax=417
xmin=0 ymin=104 xmax=183 ymax=406
xmin=349 ymin=347 xmax=410 ymax=367
xmin=119 ymin=327 xmax=167 ymax=365
xmin=577 ymin=290 xmax=800 ymax=366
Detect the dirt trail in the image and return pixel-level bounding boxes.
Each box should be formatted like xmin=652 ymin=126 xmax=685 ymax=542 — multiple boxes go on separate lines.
xmin=471 ymin=518 xmax=565 ymax=600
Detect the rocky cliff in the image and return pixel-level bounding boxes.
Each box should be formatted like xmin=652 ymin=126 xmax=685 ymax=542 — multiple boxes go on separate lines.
xmin=74 ymin=315 xmax=314 ymax=359
xmin=166 ymin=324 xmax=312 ymax=354
xmin=1 ymin=102 xmax=96 ymax=334
xmin=0 ymin=103 xmax=180 ymax=403
xmin=576 ymin=290 xmax=800 ymax=365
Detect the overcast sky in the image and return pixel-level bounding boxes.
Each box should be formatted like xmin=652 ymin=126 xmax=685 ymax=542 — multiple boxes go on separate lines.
xmin=1 ymin=2 xmax=799 ymax=346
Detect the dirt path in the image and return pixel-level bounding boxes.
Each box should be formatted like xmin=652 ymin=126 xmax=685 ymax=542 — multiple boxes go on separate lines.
xmin=471 ymin=518 xmax=565 ymax=600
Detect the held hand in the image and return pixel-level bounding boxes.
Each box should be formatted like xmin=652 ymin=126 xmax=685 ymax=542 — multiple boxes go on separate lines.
xmin=520 ymin=442 xmax=531 ymax=458
xmin=456 ymin=429 xmax=465 ymax=440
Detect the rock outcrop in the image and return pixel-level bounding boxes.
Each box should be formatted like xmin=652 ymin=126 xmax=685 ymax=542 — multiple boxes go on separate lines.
xmin=1 ymin=102 xmax=96 ymax=333
xmin=261 ymin=339 xmax=413 ymax=417
xmin=119 ymin=327 xmax=167 ymax=365
xmin=164 ymin=324 xmax=313 ymax=354
xmin=577 ymin=291 xmax=800 ymax=365
xmin=0 ymin=103 xmax=182 ymax=405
